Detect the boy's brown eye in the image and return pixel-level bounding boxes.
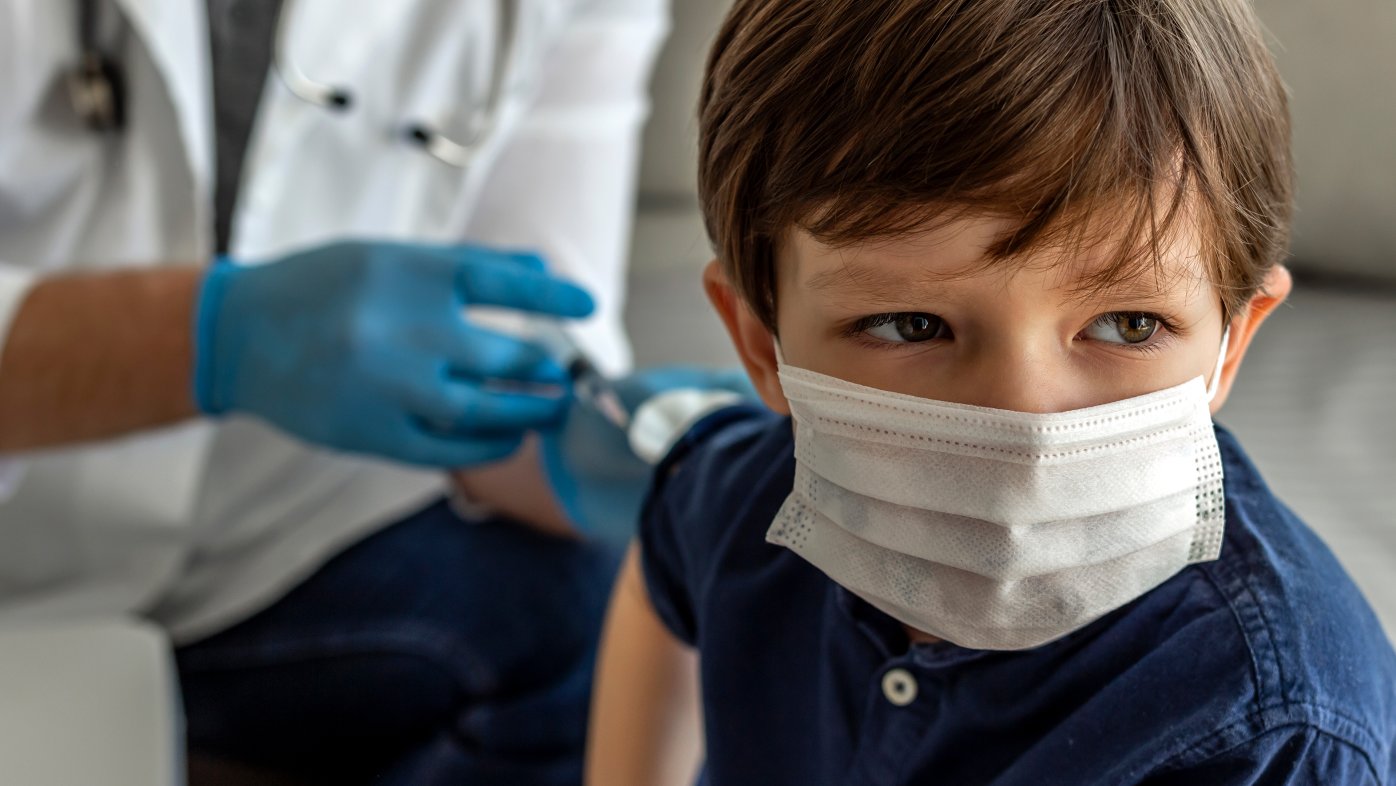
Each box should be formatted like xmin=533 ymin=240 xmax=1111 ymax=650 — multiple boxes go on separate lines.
xmin=1083 ymin=312 xmax=1163 ymax=346
xmin=897 ymin=314 xmax=940 ymax=341
xmin=1115 ymin=314 xmax=1159 ymax=343
xmin=859 ymin=312 xmax=950 ymax=344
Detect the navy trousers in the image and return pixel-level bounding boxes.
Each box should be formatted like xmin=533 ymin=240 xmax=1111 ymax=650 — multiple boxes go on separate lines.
xmin=176 ymin=499 xmax=622 ymax=785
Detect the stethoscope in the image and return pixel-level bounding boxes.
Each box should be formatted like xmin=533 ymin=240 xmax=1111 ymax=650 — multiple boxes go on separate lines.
xmin=69 ymin=0 xmax=519 ymax=169
xmin=67 ymin=0 xmax=125 ymax=132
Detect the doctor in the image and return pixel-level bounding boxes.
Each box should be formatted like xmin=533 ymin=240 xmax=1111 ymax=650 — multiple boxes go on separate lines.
xmin=0 ymin=0 xmax=669 ymax=782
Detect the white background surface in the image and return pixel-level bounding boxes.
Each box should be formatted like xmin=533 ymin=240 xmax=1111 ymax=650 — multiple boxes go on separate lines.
xmin=0 ymin=620 xmax=180 ymax=785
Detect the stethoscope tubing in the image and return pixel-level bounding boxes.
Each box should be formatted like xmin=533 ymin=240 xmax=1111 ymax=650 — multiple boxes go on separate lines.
xmin=272 ymin=0 xmax=519 ymax=168
xmin=70 ymin=0 xmax=518 ymax=168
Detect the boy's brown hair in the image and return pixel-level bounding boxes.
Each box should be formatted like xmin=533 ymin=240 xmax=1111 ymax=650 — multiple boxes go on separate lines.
xmin=698 ymin=0 xmax=1293 ymax=330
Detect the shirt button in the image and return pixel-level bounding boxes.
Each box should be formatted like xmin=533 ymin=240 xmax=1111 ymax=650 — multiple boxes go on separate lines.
xmin=881 ymin=667 xmax=918 ymax=707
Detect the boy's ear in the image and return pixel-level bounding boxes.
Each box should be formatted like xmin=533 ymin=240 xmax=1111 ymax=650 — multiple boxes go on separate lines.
xmin=1210 ymin=264 xmax=1292 ymax=412
xmin=703 ymin=260 xmax=791 ymax=416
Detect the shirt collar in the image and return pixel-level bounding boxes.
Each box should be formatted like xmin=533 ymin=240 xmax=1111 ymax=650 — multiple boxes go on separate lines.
xmin=832 ymin=584 xmax=995 ymax=669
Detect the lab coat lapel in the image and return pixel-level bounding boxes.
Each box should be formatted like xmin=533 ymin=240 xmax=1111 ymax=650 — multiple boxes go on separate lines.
xmin=110 ymin=0 xmax=214 ymax=210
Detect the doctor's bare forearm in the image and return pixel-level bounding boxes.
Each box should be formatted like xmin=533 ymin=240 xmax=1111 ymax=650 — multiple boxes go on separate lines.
xmin=0 ymin=267 xmax=202 ymax=451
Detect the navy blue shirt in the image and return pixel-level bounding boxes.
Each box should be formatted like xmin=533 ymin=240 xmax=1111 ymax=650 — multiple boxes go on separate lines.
xmin=640 ymin=406 xmax=1396 ymax=785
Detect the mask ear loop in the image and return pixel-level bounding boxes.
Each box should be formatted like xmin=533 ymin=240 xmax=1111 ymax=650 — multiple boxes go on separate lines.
xmin=1205 ymin=327 xmax=1232 ymax=403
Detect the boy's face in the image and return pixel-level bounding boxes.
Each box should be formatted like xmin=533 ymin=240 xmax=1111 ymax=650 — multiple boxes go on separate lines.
xmin=707 ymin=212 xmax=1291 ymax=416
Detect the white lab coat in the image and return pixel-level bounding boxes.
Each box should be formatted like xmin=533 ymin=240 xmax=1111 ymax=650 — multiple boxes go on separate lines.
xmin=0 ymin=0 xmax=666 ymax=643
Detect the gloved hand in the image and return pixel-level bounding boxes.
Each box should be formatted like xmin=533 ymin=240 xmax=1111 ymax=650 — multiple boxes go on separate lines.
xmin=540 ymin=366 xmax=757 ymax=548
xmin=194 ymin=241 xmax=595 ymax=467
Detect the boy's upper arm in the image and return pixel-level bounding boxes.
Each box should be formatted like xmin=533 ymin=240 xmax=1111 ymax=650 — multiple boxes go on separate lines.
xmin=588 ymin=546 xmax=702 ymax=786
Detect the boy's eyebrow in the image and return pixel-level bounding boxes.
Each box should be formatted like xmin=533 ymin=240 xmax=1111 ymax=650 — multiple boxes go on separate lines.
xmin=804 ymin=263 xmax=959 ymax=309
xmin=1062 ymin=261 xmax=1205 ymax=306
xmin=806 ymin=258 xmax=1198 ymax=306
xmin=805 ymin=263 xmax=953 ymax=295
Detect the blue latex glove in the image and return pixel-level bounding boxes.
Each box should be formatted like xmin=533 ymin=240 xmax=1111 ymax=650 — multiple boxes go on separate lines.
xmin=541 ymin=366 xmax=756 ymax=548
xmin=194 ymin=241 xmax=594 ymax=467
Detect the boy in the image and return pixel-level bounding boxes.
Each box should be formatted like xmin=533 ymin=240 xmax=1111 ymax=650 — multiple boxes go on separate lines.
xmin=586 ymin=0 xmax=1396 ymax=784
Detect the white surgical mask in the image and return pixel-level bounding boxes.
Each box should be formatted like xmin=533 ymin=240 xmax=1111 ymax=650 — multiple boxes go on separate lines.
xmin=768 ymin=332 xmax=1230 ymax=650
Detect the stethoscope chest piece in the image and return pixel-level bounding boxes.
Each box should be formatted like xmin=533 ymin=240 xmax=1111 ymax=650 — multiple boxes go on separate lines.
xmin=68 ymin=51 xmax=126 ymax=132
xmin=69 ymin=0 xmax=125 ymax=133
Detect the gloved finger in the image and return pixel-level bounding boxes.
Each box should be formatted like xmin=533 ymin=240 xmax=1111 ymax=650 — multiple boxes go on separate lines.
xmin=384 ymin=242 xmax=550 ymax=275
xmin=482 ymin=248 xmax=548 ymax=274
xmin=398 ymin=424 xmax=524 ymax=468
xmin=455 ymin=257 xmax=595 ymax=318
xmin=445 ymin=324 xmax=570 ymax=384
xmin=411 ymin=381 xmax=569 ymax=434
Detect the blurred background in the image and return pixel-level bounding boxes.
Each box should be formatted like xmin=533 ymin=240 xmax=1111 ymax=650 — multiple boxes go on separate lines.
xmin=622 ymin=0 xmax=1396 ymax=639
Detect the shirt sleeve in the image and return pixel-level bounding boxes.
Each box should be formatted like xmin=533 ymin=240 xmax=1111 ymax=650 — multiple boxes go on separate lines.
xmin=1143 ymin=725 xmax=1385 ymax=786
xmin=461 ymin=0 xmax=670 ymax=376
xmin=637 ymin=404 xmax=774 ymax=647
xmin=637 ymin=425 xmax=701 ymax=647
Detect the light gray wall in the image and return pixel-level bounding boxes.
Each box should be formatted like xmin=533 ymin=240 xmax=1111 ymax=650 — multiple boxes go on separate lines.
xmin=1257 ymin=0 xmax=1396 ymax=281
xmin=638 ymin=0 xmax=733 ymax=202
